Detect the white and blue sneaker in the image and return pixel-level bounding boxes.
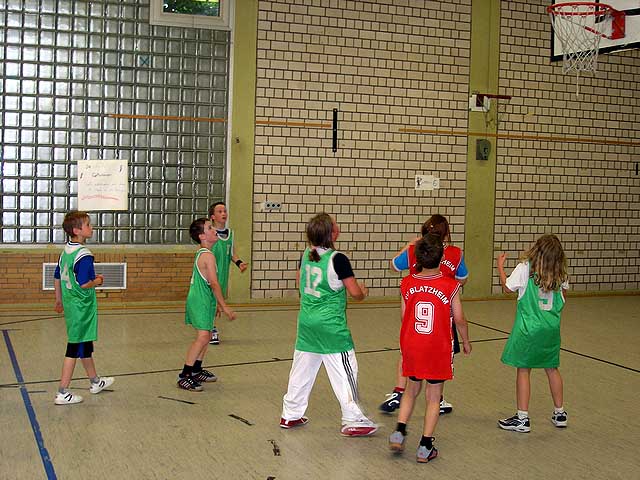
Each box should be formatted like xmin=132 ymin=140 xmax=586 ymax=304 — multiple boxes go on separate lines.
xmin=90 ymin=376 xmax=115 ymax=394
xmin=551 ymin=410 xmax=568 ymax=428
xmin=439 ymin=398 xmax=453 ymax=415
xmin=379 ymin=391 xmax=403 ymax=413
xmin=54 ymin=391 xmax=83 ymax=405
xmin=498 ymin=414 xmax=531 ymax=433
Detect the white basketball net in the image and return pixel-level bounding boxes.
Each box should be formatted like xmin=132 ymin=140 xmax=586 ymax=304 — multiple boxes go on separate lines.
xmin=548 ymin=3 xmax=612 ymax=73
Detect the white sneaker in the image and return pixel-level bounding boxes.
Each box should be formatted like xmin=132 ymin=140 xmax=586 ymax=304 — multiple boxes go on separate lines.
xmin=439 ymin=398 xmax=453 ymax=415
xmin=54 ymin=391 xmax=83 ymax=405
xmin=89 ymin=377 xmax=115 ymax=394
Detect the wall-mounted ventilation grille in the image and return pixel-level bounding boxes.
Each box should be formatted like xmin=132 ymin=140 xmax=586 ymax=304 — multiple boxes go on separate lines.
xmin=42 ymin=263 xmax=127 ymax=290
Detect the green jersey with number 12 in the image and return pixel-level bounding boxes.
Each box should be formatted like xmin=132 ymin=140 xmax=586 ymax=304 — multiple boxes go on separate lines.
xmin=296 ymin=248 xmax=353 ymax=354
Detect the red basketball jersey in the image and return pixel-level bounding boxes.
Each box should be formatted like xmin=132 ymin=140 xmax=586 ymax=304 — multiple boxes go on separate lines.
xmin=400 ymin=273 xmax=461 ymax=380
xmin=408 ymin=244 xmax=463 ymax=278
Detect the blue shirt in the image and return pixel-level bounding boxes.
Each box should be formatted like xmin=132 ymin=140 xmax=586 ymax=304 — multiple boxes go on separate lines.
xmin=54 ymin=242 xmax=96 ymax=286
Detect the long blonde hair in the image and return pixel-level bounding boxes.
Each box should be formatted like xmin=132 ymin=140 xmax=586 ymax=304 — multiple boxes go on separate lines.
xmin=522 ymin=234 xmax=568 ymax=292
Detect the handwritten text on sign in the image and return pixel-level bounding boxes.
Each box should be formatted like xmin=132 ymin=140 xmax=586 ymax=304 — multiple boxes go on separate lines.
xmin=78 ymin=160 xmax=128 ymax=211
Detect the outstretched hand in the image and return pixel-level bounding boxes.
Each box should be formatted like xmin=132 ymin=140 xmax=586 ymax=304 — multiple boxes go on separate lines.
xmin=223 ymin=306 xmax=237 ymax=321
xmin=496 ymin=252 xmax=508 ymax=268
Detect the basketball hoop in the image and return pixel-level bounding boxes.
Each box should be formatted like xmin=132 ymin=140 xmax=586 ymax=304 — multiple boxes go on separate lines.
xmin=548 ymin=2 xmax=625 ymax=92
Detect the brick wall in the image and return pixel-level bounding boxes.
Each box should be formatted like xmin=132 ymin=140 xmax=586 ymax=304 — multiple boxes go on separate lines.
xmin=0 ymin=249 xmax=194 ymax=305
xmin=253 ymin=0 xmax=473 ymax=299
xmin=494 ymin=0 xmax=640 ymax=292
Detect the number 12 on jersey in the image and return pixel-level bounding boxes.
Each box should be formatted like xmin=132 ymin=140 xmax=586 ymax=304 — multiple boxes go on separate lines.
xmin=414 ymin=301 xmax=434 ymax=334
xmin=304 ymin=264 xmax=322 ymax=298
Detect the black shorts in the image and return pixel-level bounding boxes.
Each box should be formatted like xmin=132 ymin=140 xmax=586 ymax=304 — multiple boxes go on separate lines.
xmin=409 ymin=376 xmax=444 ymax=384
xmin=452 ymin=323 xmax=461 ymax=355
xmin=65 ymin=341 xmax=94 ymax=359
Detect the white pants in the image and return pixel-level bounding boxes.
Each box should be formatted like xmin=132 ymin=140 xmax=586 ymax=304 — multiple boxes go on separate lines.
xmin=282 ymin=349 xmax=368 ymax=424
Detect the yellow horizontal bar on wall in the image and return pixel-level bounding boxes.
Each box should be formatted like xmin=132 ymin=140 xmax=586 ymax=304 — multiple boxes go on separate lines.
xmin=256 ymin=120 xmax=331 ymax=128
xmin=399 ymin=127 xmax=639 ymax=147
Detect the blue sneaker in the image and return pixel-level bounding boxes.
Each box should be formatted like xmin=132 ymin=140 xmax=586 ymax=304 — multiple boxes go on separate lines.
xmin=416 ymin=445 xmax=438 ymax=463
xmin=388 ymin=431 xmax=406 ymax=452
xmin=379 ymin=391 xmax=403 ymax=413
xmin=209 ymin=328 xmax=220 ymax=345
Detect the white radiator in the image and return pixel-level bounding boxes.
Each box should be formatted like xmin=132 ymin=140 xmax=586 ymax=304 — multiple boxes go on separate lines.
xmin=42 ymin=263 xmax=127 ymax=290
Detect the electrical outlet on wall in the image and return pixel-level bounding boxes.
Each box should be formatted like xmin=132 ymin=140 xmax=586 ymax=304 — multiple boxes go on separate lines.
xmin=260 ymin=201 xmax=282 ymax=211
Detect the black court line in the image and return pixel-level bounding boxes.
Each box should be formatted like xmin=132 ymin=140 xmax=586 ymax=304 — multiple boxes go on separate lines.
xmin=1 ymin=321 xmax=637 ymax=390
xmin=467 ymin=320 xmax=640 ymax=374
xmin=3 ymin=330 xmax=636 ymax=389
xmin=558 ymin=348 xmax=640 ymax=374
xmin=0 ymin=307 xmax=302 ymax=326
xmin=0 ymin=316 xmax=59 ymax=326
xmin=467 ymin=320 xmax=511 ymax=335
xmin=158 ymin=395 xmax=196 ymax=405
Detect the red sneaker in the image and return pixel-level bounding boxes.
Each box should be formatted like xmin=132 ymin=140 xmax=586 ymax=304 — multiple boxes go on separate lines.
xmin=340 ymin=419 xmax=378 ymax=437
xmin=280 ymin=417 xmax=309 ymax=429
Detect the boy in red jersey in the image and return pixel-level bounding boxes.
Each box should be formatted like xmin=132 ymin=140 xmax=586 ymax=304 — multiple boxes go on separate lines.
xmin=388 ymin=234 xmax=472 ymax=463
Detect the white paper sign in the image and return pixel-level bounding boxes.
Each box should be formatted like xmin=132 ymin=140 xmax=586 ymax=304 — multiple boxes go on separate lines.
xmin=78 ymin=160 xmax=128 ymax=211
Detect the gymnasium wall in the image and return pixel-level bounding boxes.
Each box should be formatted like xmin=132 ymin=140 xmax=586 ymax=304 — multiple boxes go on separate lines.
xmin=252 ymin=0 xmax=473 ymax=299
xmin=494 ymin=0 xmax=640 ymax=292
xmin=0 ymin=0 xmax=228 ymax=305
xmin=1 ymin=0 xmax=638 ymax=306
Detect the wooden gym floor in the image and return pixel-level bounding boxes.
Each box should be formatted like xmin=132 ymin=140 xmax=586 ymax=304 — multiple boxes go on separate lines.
xmin=1 ymin=295 xmax=639 ymax=480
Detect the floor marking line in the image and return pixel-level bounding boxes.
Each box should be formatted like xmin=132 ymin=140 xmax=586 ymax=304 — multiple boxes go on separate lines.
xmin=2 ymin=327 xmax=637 ymax=390
xmin=2 ymin=329 xmax=57 ymax=479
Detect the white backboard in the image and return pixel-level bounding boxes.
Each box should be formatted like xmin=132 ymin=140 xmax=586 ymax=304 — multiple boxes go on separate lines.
xmin=550 ymin=0 xmax=640 ymax=61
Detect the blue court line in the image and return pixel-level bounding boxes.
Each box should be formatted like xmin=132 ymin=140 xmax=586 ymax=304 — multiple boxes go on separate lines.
xmin=2 ymin=330 xmax=57 ymax=479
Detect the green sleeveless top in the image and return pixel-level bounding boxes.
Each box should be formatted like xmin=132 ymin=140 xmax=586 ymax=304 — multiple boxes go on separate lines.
xmin=58 ymin=244 xmax=98 ymax=343
xmin=185 ymin=248 xmax=217 ymax=331
xmin=501 ymin=271 xmax=565 ymax=368
xmin=296 ymin=248 xmax=353 ymax=354
xmin=212 ymin=229 xmax=234 ymax=297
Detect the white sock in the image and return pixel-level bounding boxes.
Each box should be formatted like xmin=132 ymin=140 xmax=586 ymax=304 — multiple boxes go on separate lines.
xmin=517 ymin=410 xmax=528 ymax=419
xmin=554 ymin=406 xmax=564 ymax=414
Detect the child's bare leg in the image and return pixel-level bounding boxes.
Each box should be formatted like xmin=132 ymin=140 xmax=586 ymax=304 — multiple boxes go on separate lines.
xmin=59 ymin=357 xmax=77 ymax=389
xmin=80 ymin=357 xmax=97 ymax=379
xmin=544 ymin=368 xmax=564 ymax=408
xmin=196 ymin=343 xmax=209 ymax=361
xmin=380 ymin=355 xmax=408 ymax=412
xmin=186 ymin=330 xmax=211 ymax=365
xmin=395 ymin=356 xmax=407 ymax=390
xmin=422 ymin=382 xmax=445 ymax=438
xmin=516 ymin=368 xmax=531 ymax=411
xmin=397 ymin=378 xmax=422 ymax=424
